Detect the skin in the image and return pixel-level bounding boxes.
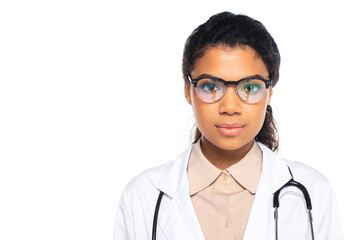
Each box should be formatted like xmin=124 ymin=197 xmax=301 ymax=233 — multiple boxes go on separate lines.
xmin=184 ymin=46 xmax=272 ymax=170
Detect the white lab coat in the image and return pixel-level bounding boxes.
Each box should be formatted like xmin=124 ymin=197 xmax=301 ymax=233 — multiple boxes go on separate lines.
xmin=114 ymin=142 xmax=343 ymax=239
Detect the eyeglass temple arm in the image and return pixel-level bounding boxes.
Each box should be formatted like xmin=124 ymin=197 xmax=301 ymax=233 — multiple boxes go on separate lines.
xmin=187 ymin=75 xmax=198 ymax=87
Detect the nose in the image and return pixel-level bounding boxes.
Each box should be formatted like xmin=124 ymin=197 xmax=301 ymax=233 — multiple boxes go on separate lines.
xmin=218 ymin=85 xmax=243 ymax=115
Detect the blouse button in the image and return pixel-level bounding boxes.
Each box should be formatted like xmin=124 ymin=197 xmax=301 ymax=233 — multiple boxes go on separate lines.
xmin=222 ymin=173 xmax=228 ymax=181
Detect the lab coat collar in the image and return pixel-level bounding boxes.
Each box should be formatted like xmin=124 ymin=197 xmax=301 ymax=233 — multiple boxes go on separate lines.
xmin=156 ymin=142 xmax=292 ymax=198
xmin=155 ymin=144 xmax=193 ymax=199
xmin=154 ymin=142 xmax=292 ymax=239
xmin=257 ymin=142 xmax=293 ymax=194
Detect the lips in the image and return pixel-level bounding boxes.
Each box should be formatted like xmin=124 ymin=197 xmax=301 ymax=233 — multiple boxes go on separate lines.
xmin=215 ymin=123 xmax=246 ymax=136
xmin=215 ymin=123 xmax=246 ymax=128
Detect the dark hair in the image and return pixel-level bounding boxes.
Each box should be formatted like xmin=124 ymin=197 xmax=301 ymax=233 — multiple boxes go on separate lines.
xmin=182 ymin=12 xmax=280 ymax=151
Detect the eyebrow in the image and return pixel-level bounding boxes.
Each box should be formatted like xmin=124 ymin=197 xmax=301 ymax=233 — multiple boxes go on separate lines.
xmin=193 ymin=73 xmax=269 ymax=80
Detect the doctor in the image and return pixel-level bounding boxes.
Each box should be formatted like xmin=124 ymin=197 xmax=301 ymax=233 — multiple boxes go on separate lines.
xmin=114 ymin=12 xmax=343 ymax=239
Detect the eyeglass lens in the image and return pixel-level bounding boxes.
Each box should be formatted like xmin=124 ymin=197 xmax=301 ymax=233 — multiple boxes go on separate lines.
xmin=196 ymin=78 xmax=267 ymax=103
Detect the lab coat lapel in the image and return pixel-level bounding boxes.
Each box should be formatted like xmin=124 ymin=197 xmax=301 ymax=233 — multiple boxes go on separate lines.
xmin=243 ymin=143 xmax=292 ymax=240
xmin=158 ymin=191 xmax=205 ymax=239
xmin=155 ymin=145 xmax=205 ymax=240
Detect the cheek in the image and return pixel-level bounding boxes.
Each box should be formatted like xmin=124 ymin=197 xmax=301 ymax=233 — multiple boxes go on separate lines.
xmin=246 ymin=90 xmax=270 ymax=123
xmin=190 ymin=94 xmax=219 ymax=136
xmin=242 ymin=103 xmax=268 ymax=131
xmin=192 ymin=101 xmax=216 ymax=127
xmin=190 ymin=88 xmax=208 ymax=124
xmin=244 ymin=106 xmax=266 ymax=125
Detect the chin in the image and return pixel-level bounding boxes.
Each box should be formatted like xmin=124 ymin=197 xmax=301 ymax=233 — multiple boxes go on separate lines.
xmin=209 ymin=136 xmax=254 ymax=151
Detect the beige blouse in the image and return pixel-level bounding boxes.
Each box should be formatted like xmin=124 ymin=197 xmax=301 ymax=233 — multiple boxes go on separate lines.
xmin=187 ymin=140 xmax=262 ymax=240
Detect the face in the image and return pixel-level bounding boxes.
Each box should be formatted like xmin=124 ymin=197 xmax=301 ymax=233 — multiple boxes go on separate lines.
xmin=184 ymin=46 xmax=272 ymax=151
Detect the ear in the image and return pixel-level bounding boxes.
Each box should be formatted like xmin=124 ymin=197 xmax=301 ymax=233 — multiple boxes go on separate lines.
xmin=267 ymin=86 xmax=273 ymax=105
xmin=184 ymin=83 xmax=192 ymax=105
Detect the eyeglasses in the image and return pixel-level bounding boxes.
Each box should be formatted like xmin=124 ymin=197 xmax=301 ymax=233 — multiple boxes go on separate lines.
xmin=187 ymin=74 xmax=272 ymax=103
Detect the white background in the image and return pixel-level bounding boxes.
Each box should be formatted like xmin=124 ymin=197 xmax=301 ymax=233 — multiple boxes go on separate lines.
xmin=1 ymin=0 xmax=359 ymax=239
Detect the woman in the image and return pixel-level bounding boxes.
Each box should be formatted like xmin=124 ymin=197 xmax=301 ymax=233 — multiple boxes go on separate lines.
xmin=114 ymin=12 xmax=343 ymax=240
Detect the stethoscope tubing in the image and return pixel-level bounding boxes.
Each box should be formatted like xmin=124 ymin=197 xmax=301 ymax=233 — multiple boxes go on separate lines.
xmin=152 ymin=191 xmax=164 ymax=240
xmin=273 ymin=180 xmax=315 ymax=240
xmin=273 ymin=168 xmax=315 ymax=240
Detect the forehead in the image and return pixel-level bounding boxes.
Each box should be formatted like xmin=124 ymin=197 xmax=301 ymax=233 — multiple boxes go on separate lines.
xmin=192 ymin=46 xmax=269 ymax=80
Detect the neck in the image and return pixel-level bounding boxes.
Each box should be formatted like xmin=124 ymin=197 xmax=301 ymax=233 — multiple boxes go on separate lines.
xmin=200 ymin=137 xmax=254 ymax=170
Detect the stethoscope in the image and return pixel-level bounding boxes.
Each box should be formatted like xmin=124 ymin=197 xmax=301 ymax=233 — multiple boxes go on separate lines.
xmin=273 ymin=167 xmax=315 ymax=240
xmin=152 ymin=167 xmax=315 ymax=240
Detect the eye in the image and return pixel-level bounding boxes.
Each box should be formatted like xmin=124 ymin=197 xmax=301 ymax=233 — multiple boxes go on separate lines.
xmin=201 ymin=83 xmax=220 ymax=91
xmin=196 ymin=78 xmax=225 ymax=102
xmin=238 ymin=79 xmax=265 ymax=96
xmin=237 ymin=79 xmax=268 ymax=104
xmin=243 ymin=83 xmax=262 ymax=94
xmin=198 ymin=79 xmax=222 ymax=92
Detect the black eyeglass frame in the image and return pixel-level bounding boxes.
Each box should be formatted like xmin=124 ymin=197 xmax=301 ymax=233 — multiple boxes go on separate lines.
xmin=187 ymin=74 xmax=272 ymax=89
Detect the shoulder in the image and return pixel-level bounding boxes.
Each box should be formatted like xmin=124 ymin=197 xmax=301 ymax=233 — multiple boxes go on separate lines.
xmin=285 ymin=159 xmax=330 ymax=186
xmin=258 ymin=142 xmax=331 ymax=188
xmin=121 ymin=144 xmax=193 ymax=199
xmin=121 ymin=160 xmax=171 ymax=199
xmin=114 ymin=151 xmax=190 ymax=240
xmin=274 ymin=153 xmax=337 ymax=212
